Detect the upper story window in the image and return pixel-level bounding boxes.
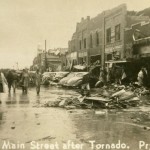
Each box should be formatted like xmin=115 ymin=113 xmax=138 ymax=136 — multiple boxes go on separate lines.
xmin=96 ymin=31 xmax=99 ymax=46
xmin=84 ymin=38 xmax=86 ymax=48
xmin=106 ymin=28 xmax=111 ymax=43
xmin=79 ymin=40 xmax=82 ymax=50
xmin=115 ymin=24 xmax=121 ymax=41
xmin=90 ymin=34 xmax=93 ymax=48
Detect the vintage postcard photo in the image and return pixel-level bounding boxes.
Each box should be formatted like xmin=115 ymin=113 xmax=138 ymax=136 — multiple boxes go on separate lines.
xmin=0 ymin=0 xmax=150 ymax=150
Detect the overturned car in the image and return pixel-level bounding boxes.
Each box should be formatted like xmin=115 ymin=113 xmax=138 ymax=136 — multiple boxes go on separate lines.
xmin=42 ymin=72 xmax=69 ymax=85
xmin=59 ymin=72 xmax=89 ymax=88
xmin=52 ymin=72 xmax=69 ymax=82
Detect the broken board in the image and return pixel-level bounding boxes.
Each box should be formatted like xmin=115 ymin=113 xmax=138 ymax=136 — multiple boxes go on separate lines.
xmin=85 ymin=96 xmax=111 ymax=102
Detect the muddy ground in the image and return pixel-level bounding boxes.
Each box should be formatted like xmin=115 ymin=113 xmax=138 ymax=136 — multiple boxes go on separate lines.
xmin=0 ymin=86 xmax=150 ymax=150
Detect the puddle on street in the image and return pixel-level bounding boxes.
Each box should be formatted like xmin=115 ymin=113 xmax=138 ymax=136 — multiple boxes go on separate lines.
xmin=0 ymin=86 xmax=150 ymax=150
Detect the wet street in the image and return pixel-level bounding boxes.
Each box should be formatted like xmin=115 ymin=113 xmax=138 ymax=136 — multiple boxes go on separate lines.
xmin=0 ymin=86 xmax=150 ymax=150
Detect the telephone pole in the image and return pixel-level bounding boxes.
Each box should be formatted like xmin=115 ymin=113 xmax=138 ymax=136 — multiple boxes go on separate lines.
xmin=45 ymin=40 xmax=47 ymax=71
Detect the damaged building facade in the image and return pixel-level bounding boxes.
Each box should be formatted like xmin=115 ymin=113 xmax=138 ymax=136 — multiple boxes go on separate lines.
xmin=31 ymin=48 xmax=68 ymax=72
xmin=67 ymin=4 xmax=150 ymax=68
xmin=124 ymin=21 xmax=150 ymax=79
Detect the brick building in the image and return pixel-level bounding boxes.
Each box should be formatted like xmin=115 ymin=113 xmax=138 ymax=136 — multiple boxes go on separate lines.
xmin=68 ymin=14 xmax=104 ymax=66
xmin=68 ymin=4 xmax=150 ymax=68
xmin=104 ymin=4 xmax=127 ymax=64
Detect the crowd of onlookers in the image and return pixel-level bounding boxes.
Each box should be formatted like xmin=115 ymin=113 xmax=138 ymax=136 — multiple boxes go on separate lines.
xmin=0 ymin=69 xmax=42 ymax=95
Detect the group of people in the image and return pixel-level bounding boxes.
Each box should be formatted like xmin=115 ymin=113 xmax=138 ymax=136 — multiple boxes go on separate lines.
xmin=0 ymin=69 xmax=42 ymax=95
xmin=0 ymin=65 xmax=148 ymax=97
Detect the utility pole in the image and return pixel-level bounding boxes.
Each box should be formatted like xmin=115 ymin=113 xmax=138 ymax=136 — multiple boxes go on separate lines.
xmin=102 ymin=11 xmax=106 ymax=70
xmin=16 ymin=62 xmax=19 ymax=70
xmin=45 ymin=40 xmax=47 ymax=71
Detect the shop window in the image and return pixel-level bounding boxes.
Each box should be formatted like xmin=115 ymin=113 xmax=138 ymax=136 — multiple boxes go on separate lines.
xmin=73 ymin=59 xmax=77 ymax=65
xmin=106 ymin=28 xmax=111 ymax=43
xmin=78 ymin=57 xmax=83 ymax=65
xmin=115 ymin=24 xmax=121 ymax=41
xmin=83 ymin=56 xmax=87 ymax=63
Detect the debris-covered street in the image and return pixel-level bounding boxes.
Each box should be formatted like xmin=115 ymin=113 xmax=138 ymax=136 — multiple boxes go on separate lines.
xmin=1 ymin=1 xmax=150 ymax=150
xmin=0 ymin=86 xmax=150 ymax=150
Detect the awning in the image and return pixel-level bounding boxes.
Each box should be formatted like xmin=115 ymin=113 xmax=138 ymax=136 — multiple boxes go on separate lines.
xmin=133 ymin=36 xmax=150 ymax=45
xmin=78 ymin=52 xmax=87 ymax=57
xmin=105 ymin=60 xmax=129 ymax=64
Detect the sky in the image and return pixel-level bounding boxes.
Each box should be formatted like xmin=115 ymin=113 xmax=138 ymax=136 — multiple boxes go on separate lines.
xmin=0 ymin=0 xmax=150 ymax=69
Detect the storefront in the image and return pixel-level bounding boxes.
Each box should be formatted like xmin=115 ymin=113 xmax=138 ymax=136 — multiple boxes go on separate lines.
xmin=66 ymin=52 xmax=78 ymax=70
xmin=133 ymin=37 xmax=150 ymax=66
xmin=78 ymin=51 xmax=87 ymax=65
xmin=90 ymin=54 xmax=101 ymax=64
xmin=105 ymin=44 xmax=123 ymax=61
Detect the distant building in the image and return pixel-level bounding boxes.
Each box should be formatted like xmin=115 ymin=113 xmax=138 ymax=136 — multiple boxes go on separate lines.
xmin=31 ymin=48 xmax=68 ymax=72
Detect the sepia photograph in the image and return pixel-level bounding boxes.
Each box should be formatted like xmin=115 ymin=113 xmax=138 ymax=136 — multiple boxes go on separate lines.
xmin=0 ymin=0 xmax=150 ymax=150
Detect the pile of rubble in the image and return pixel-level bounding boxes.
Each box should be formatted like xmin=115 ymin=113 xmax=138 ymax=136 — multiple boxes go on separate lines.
xmin=40 ymin=84 xmax=150 ymax=109
xmin=107 ymin=89 xmax=140 ymax=109
xmin=43 ymin=96 xmax=93 ymax=109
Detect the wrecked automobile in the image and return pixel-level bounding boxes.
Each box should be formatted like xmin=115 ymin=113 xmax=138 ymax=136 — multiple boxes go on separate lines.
xmin=42 ymin=72 xmax=56 ymax=85
xmin=59 ymin=72 xmax=89 ymax=88
xmin=52 ymin=72 xmax=69 ymax=82
xmin=66 ymin=72 xmax=89 ymax=87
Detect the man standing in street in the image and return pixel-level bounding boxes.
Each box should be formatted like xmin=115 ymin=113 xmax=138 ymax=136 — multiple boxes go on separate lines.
xmin=95 ymin=67 xmax=107 ymax=88
xmin=81 ymin=73 xmax=90 ymax=96
xmin=6 ymin=70 xmax=15 ymax=93
xmin=0 ymin=70 xmax=8 ymax=93
xmin=21 ymin=69 xmax=29 ymax=94
xmin=35 ymin=69 xmax=42 ymax=95
xmin=137 ymin=66 xmax=148 ymax=87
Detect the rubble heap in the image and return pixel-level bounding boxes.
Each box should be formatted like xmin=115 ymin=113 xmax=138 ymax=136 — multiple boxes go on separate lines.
xmin=38 ymin=84 xmax=150 ymax=109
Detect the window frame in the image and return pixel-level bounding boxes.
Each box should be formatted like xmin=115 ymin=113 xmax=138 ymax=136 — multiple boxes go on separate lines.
xmin=115 ymin=24 xmax=121 ymax=41
xmin=79 ymin=40 xmax=82 ymax=50
xmin=106 ymin=28 xmax=111 ymax=44
xmin=84 ymin=38 xmax=86 ymax=49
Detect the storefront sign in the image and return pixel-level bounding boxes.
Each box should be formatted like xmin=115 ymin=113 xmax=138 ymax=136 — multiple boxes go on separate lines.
xmin=105 ymin=45 xmax=122 ymax=53
xmin=70 ymin=52 xmax=77 ymax=59
xmin=78 ymin=52 xmax=87 ymax=57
